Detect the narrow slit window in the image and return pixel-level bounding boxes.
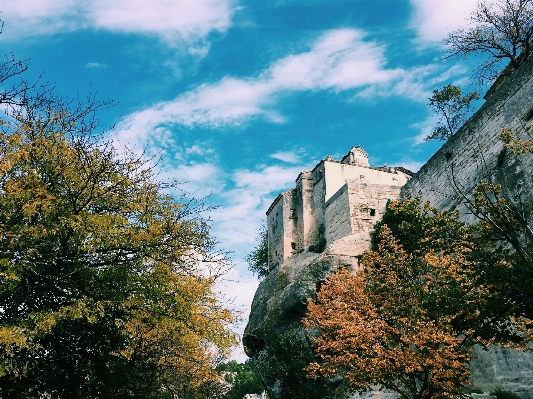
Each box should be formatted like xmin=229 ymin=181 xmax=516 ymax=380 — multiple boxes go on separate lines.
xmin=370 ymin=208 xmax=376 ymax=216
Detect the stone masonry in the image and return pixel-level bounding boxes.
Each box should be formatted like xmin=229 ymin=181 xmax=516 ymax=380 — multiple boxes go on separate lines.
xmin=245 ymin=52 xmax=533 ymax=397
xmin=266 ymin=146 xmax=412 ymax=270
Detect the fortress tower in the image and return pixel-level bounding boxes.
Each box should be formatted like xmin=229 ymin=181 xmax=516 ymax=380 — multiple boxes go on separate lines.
xmin=266 ymin=146 xmax=412 ymax=270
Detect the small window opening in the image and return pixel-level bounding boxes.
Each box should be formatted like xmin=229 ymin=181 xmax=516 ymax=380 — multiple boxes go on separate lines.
xmin=525 ymin=106 xmax=533 ymax=121
xmin=370 ymin=209 xmax=376 ymax=216
xmin=291 ymin=242 xmax=296 ymax=250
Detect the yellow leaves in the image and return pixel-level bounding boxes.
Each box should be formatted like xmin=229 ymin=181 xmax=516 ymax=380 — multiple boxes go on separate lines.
xmin=0 ymin=112 xmax=238 ymax=395
xmin=0 ymin=326 xmax=33 ymax=378
xmin=500 ymin=126 xmax=533 ymax=154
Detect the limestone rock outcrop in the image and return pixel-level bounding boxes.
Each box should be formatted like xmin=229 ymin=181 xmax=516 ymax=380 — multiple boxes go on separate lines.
xmin=244 ymin=54 xmax=533 ymax=396
xmin=243 ymin=232 xmax=369 ymax=356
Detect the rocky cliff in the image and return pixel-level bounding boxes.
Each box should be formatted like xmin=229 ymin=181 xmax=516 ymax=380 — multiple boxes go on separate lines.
xmin=244 ymin=55 xmax=533 ymax=396
xmin=244 ymin=233 xmax=369 ymax=356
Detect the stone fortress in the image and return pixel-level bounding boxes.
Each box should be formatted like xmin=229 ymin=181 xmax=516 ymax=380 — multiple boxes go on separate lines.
xmin=245 ymin=51 xmax=533 ymax=396
xmin=267 ymin=146 xmax=412 ymax=269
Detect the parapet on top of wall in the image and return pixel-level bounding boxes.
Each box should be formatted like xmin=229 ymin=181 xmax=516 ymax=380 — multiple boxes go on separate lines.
xmin=402 ymin=52 xmax=533 ymax=216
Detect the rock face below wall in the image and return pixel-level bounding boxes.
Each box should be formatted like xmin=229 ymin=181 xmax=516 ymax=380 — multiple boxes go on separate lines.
xmin=243 ymin=232 xmax=369 ymax=355
xmin=244 ymin=234 xmax=533 ymax=396
xmin=470 ymin=346 xmax=533 ymax=395
xmin=244 ymin=56 xmax=533 ymax=396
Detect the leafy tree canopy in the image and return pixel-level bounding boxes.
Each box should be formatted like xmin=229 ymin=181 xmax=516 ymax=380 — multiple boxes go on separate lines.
xmin=306 ymin=199 xmax=532 ymax=399
xmin=219 ymin=359 xmax=264 ymax=399
xmin=253 ymin=328 xmax=336 ymax=399
xmin=0 ymin=107 xmax=237 ymax=398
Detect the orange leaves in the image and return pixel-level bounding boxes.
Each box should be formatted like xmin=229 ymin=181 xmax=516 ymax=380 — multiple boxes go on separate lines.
xmin=305 ymin=199 xmax=500 ymax=399
xmin=307 ymin=198 xmax=533 ymax=399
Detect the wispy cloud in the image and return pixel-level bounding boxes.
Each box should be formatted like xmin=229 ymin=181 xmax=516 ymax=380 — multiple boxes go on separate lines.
xmin=211 ymin=164 xmax=309 ymax=246
xmin=270 ymin=151 xmax=302 ymax=164
xmin=85 ymin=62 xmax=107 ymax=69
xmin=396 ymin=159 xmax=425 ymax=173
xmin=411 ymin=115 xmax=439 ymax=145
xmin=113 ymin=28 xmax=464 ymax=142
xmin=0 ymin=0 xmax=236 ymax=50
xmin=409 ymin=0 xmax=477 ymax=44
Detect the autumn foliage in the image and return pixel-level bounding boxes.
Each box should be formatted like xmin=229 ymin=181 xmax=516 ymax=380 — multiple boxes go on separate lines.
xmin=305 ymin=199 xmax=532 ymax=399
xmin=0 ymin=111 xmax=237 ymax=398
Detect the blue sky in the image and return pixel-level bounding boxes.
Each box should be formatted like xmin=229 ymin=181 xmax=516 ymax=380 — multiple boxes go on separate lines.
xmin=0 ymin=0 xmax=486 ymax=359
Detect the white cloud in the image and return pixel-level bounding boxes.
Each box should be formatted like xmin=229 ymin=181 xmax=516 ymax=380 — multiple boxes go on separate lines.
xmin=410 ymin=0 xmax=477 ymax=44
xmin=173 ymin=163 xmax=227 ymax=195
xmin=270 ymin=151 xmax=301 ymax=163
xmin=211 ymin=163 xmax=307 ymax=246
xmin=85 ymin=62 xmax=107 ymax=69
xmin=185 ymin=144 xmax=215 ymax=157
xmin=411 ymin=115 xmax=439 ymax=145
xmin=0 ymin=0 xmax=235 ymax=48
xmin=113 ymin=28 xmax=462 ymax=142
xmin=396 ymin=159 xmax=425 ymax=173
xmin=90 ymin=0 xmax=234 ymax=48
xmin=0 ymin=0 xmax=81 ymax=37
xmin=267 ymin=29 xmax=401 ymax=91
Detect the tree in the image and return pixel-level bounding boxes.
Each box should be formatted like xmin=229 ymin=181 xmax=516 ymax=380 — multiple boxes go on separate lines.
xmin=219 ymin=359 xmax=264 ymax=399
xmin=425 ymin=85 xmax=479 ymax=141
xmin=443 ymin=0 xmax=533 ymax=85
xmin=0 ymin=107 xmax=237 ymax=397
xmin=305 ymin=199 xmax=532 ymax=399
xmin=245 ymin=220 xmax=269 ymax=279
xmin=451 ymin=125 xmax=533 ymax=320
xmin=253 ymin=328 xmax=335 ymax=399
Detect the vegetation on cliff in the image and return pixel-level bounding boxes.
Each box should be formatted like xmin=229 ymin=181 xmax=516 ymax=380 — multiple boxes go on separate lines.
xmin=245 ymin=220 xmax=269 ymax=279
xmin=305 ymin=198 xmax=533 ymax=399
xmin=425 ymin=85 xmax=479 ymax=141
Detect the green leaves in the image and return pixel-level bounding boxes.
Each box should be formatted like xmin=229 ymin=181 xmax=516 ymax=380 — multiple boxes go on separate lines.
xmin=0 ymin=111 xmax=237 ymax=398
xmin=245 ymin=220 xmax=269 ymax=279
xmin=425 ymin=85 xmax=479 ymax=142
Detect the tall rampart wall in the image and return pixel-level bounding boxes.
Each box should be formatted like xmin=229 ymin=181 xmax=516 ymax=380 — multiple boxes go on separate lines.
xmin=400 ymin=56 xmax=533 ymax=396
xmin=402 ymin=55 xmax=533 ymax=213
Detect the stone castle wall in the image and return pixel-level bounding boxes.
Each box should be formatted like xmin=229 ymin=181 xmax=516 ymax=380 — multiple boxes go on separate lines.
xmin=402 ymin=53 xmax=533 ymax=216
xmin=325 ymin=182 xmax=403 ymax=242
xmin=324 ymin=183 xmax=352 ymax=242
xmin=399 ymin=55 xmax=533 ymax=397
xmin=267 ymin=147 xmax=411 ymax=270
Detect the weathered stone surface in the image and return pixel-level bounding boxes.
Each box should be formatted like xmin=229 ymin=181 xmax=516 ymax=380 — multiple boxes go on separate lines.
xmin=470 ymin=346 xmax=533 ymax=395
xmin=244 ymin=54 xmax=533 ymax=396
xmin=401 ymin=49 xmax=533 ymax=219
xmin=243 ymin=232 xmax=369 ymax=355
